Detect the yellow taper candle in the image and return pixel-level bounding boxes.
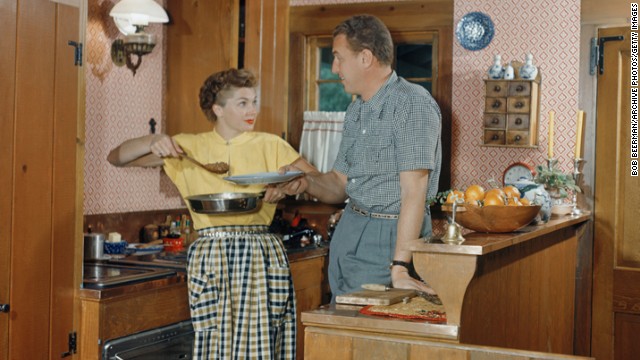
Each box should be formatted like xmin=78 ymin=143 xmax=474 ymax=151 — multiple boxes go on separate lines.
xmin=575 ymin=110 xmax=584 ymax=159
xmin=548 ymin=111 xmax=555 ymax=158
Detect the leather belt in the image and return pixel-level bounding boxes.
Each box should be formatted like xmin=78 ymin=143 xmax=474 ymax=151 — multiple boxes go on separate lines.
xmin=351 ymin=204 xmax=399 ymax=220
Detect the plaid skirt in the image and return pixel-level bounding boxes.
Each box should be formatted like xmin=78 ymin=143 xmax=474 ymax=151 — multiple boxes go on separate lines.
xmin=188 ymin=225 xmax=296 ymax=359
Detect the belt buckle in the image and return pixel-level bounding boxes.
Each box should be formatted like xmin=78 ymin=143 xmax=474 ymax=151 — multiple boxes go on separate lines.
xmin=352 ymin=204 xmax=368 ymax=217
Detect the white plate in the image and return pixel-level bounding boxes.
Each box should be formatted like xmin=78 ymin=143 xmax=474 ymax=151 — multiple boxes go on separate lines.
xmin=126 ymin=243 xmax=164 ymax=256
xmin=224 ymin=171 xmax=303 ymax=185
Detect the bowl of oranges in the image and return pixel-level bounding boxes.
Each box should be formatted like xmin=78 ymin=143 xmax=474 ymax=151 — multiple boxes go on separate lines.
xmin=441 ymin=185 xmax=542 ymax=233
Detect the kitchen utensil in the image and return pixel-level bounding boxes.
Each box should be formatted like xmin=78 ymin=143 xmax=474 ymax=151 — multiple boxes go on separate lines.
xmin=336 ymin=288 xmax=417 ymax=306
xmin=361 ymin=284 xmax=443 ymax=305
xmin=84 ymin=232 xmax=106 ymax=261
xmin=362 ymin=284 xmax=390 ymax=291
xmin=416 ymin=291 xmax=443 ymax=305
xmin=186 ymin=192 xmax=265 ymax=214
xmin=181 ymin=153 xmax=229 ymax=174
xmin=126 ymin=243 xmax=164 ymax=255
xmin=223 ymin=171 xmax=303 ymax=185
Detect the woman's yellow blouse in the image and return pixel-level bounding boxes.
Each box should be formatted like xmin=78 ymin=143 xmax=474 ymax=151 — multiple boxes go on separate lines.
xmin=163 ymin=130 xmax=300 ymax=229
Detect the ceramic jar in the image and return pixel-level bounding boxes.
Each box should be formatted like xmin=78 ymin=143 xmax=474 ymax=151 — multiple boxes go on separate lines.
xmin=513 ymin=179 xmax=552 ymax=223
xmin=519 ymin=53 xmax=538 ymax=80
xmin=488 ymin=54 xmax=504 ymax=79
xmin=503 ymin=62 xmax=515 ymax=80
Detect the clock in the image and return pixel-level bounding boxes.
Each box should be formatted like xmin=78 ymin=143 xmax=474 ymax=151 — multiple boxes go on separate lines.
xmin=503 ymin=162 xmax=535 ymax=186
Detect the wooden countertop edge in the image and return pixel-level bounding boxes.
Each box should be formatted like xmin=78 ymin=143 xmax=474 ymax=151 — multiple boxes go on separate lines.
xmin=302 ymin=306 xmax=459 ymax=340
xmin=288 ymin=246 xmax=328 ymax=262
xmin=78 ymin=275 xmax=187 ymax=300
xmin=410 ymin=213 xmax=591 ymax=255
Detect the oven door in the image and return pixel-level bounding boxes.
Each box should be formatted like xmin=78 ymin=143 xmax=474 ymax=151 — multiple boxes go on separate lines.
xmin=102 ymin=320 xmax=194 ymax=360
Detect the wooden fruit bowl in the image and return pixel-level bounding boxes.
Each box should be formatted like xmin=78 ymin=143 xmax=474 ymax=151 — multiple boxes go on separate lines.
xmin=441 ymin=204 xmax=542 ymax=233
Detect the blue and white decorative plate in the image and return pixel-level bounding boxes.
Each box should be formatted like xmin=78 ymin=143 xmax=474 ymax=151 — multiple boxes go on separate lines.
xmin=455 ymin=12 xmax=495 ymax=51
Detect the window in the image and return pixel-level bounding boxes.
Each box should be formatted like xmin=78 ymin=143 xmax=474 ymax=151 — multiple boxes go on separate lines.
xmin=307 ymin=32 xmax=438 ymax=112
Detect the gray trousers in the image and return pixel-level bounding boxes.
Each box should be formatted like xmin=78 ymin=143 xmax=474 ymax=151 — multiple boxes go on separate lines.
xmin=328 ymin=205 xmax=432 ymax=301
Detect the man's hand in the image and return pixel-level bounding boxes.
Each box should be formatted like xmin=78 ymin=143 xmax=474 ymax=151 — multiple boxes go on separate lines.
xmin=276 ymin=165 xmax=309 ymax=196
xmin=390 ymin=264 xmax=436 ymax=295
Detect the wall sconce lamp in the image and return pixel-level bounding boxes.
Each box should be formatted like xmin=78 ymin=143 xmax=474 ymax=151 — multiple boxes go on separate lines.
xmin=109 ymin=0 xmax=169 ymax=76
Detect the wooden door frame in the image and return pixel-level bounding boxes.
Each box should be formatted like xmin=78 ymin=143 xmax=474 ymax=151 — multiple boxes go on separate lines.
xmin=592 ymin=26 xmax=636 ymax=360
xmin=0 ymin=0 xmax=85 ymax=358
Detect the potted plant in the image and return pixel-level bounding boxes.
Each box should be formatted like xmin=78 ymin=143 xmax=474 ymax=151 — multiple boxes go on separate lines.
xmin=533 ymin=164 xmax=581 ymax=201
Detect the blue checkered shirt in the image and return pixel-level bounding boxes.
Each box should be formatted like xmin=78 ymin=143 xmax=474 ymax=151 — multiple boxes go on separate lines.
xmin=333 ymin=71 xmax=442 ymax=213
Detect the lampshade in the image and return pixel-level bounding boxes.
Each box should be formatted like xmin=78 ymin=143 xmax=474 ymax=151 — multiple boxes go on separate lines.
xmin=110 ymin=0 xmax=168 ymax=35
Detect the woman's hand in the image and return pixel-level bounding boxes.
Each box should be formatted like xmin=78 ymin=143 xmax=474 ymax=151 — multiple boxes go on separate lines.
xmin=149 ymin=134 xmax=183 ymax=158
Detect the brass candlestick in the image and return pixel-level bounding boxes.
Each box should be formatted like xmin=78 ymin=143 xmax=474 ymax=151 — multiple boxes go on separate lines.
xmin=571 ymin=158 xmax=584 ymax=216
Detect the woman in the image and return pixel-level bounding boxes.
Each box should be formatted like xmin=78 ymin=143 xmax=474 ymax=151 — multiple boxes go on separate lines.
xmin=108 ymin=68 xmax=315 ymax=359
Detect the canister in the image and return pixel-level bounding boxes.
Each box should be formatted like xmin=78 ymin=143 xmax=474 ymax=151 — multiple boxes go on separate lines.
xmin=84 ymin=232 xmax=106 ymax=261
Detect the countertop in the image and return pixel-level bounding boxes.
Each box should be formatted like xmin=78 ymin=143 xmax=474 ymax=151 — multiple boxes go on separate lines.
xmin=409 ymin=212 xmax=591 ymax=255
xmin=79 ymin=243 xmax=329 ymax=300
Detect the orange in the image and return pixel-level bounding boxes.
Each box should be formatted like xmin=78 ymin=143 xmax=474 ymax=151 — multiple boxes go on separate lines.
xmin=445 ymin=190 xmax=465 ymax=204
xmin=506 ymin=196 xmax=521 ymax=206
xmin=464 ymin=184 xmax=485 ymax=202
xmin=483 ymin=193 xmax=505 ymax=206
xmin=485 ymin=188 xmax=506 ymax=199
xmin=503 ymin=185 xmax=521 ymax=199
xmin=465 ymin=199 xmax=481 ymax=207
xmin=520 ymin=198 xmax=531 ymax=206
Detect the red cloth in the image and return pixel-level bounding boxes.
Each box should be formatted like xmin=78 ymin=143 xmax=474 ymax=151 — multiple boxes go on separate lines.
xmin=359 ymin=305 xmax=447 ymax=324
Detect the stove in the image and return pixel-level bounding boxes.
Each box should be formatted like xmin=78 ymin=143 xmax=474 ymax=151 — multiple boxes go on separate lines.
xmin=83 ymin=263 xmax=177 ymax=289
xmin=108 ymin=251 xmax=188 ymax=271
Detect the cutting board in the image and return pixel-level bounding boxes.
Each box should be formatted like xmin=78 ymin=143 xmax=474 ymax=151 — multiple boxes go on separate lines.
xmin=336 ymin=289 xmax=417 ymax=306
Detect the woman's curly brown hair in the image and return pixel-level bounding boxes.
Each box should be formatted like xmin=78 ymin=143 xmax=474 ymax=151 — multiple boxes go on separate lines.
xmin=199 ymin=68 xmax=257 ymax=122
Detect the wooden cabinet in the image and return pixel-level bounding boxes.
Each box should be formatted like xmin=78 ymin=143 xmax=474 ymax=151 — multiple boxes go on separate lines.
xmin=290 ymin=250 xmax=330 ymax=360
xmin=78 ymin=278 xmax=190 ymax=360
xmin=483 ymin=79 xmax=540 ymax=147
xmin=302 ymin=215 xmax=592 ymax=359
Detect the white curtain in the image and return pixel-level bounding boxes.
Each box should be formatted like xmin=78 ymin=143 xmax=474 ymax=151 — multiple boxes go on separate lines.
xmin=299 ymin=111 xmax=345 ymax=172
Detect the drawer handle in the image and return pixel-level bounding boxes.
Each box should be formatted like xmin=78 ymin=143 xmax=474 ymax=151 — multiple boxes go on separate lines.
xmin=492 ymin=100 xmax=502 ymax=108
xmin=493 ymin=85 xmax=501 ymax=92
xmin=514 ymin=135 xmax=522 ymax=142
xmin=492 ymin=117 xmax=500 ymax=124
xmin=516 ymin=85 xmax=525 ymax=92
xmin=492 ymin=134 xmax=499 ymax=140
xmin=514 ymin=101 xmax=524 ymax=108
xmin=515 ymin=118 xmax=523 ymax=125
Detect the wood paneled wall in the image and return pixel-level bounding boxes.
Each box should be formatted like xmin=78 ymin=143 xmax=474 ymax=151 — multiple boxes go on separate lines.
xmin=165 ymin=0 xmax=239 ymax=135
xmin=0 ymin=0 xmax=81 ymax=359
xmin=244 ymin=0 xmax=290 ymax=139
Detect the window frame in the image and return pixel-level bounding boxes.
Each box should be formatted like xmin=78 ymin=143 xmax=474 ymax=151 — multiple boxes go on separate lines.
xmin=306 ymin=31 xmax=439 ymax=111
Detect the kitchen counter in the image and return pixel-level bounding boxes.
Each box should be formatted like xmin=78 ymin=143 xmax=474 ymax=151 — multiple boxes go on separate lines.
xmin=303 ymin=213 xmax=591 ymax=356
xmin=78 ymin=244 xmax=329 ymax=360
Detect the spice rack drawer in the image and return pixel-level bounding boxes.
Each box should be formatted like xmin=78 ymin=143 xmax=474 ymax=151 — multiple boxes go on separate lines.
xmin=483 ymin=79 xmax=540 ymax=147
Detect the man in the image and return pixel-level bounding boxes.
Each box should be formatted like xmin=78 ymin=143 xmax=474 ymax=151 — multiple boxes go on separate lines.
xmin=282 ymin=14 xmax=441 ymax=298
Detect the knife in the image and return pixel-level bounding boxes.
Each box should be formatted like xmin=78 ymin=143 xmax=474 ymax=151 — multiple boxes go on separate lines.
xmin=361 ymin=283 xmax=391 ymax=291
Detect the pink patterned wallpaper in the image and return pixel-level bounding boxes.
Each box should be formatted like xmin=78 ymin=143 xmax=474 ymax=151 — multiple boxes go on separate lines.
xmin=84 ymin=0 xmax=183 ymax=215
xmin=84 ymin=0 xmax=581 ymax=215
xmin=451 ymin=0 xmax=581 ymax=189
